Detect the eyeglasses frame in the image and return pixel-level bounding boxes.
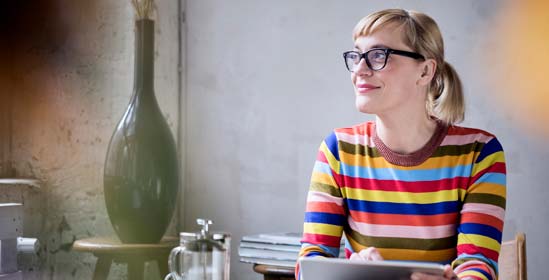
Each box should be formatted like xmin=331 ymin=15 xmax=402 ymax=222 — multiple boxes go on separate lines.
xmin=343 ymin=48 xmax=425 ymax=72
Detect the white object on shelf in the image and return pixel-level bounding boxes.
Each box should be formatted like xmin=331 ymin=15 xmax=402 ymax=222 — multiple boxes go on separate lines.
xmin=17 ymin=237 xmax=39 ymax=254
xmin=0 ymin=204 xmax=22 ymax=240
xmin=0 ymin=239 xmax=17 ymax=274
xmin=0 ymin=179 xmax=40 ymax=189
xmin=0 ymin=204 xmax=22 ymax=274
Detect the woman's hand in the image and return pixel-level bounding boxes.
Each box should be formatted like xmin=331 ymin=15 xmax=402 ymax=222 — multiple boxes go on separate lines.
xmin=410 ymin=264 xmax=458 ymax=280
xmin=349 ymin=247 xmax=384 ymax=261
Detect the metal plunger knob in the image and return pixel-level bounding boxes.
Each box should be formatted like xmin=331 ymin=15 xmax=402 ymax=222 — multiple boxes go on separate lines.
xmin=196 ymin=218 xmax=213 ymax=236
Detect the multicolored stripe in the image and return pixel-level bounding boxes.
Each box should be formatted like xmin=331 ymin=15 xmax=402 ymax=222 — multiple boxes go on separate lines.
xmin=296 ymin=122 xmax=506 ymax=280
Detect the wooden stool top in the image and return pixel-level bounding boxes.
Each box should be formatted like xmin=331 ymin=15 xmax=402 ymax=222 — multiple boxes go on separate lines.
xmin=73 ymin=236 xmax=178 ymax=255
xmin=253 ymin=264 xmax=295 ymax=276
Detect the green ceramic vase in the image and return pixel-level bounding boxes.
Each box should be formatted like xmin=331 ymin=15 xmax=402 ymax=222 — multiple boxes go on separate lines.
xmin=103 ymin=19 xmax=179 ymax=244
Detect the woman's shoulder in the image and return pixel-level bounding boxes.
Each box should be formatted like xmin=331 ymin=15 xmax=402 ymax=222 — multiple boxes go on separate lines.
xmin=321 ymin=122 xmax=374 ymax=153
xmin=445 ymin=124 xmax=501 ymax=145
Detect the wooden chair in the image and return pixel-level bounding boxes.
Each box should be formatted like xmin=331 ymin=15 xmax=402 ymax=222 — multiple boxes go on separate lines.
xmin=498 ymin=232 xmax=527 ymax=280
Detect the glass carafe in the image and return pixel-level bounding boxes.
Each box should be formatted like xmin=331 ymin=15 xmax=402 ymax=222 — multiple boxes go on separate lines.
xmin=165 ymin=219 xmax=230 ymax=280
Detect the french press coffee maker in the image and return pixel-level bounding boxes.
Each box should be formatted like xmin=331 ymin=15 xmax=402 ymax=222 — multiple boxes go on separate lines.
xmin=164 ymin=219 xmax=230 ymax=280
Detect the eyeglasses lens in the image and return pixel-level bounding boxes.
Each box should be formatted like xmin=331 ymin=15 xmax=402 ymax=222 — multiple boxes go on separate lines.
xmin=345 ymin=50 xmax=388 ymax=72
xmin=367 ymin=50 xmax=387 ymax=70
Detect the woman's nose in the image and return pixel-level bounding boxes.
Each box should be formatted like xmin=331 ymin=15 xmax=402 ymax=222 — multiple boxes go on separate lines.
xmin=355 ymin=58 xmax=373 ymax=76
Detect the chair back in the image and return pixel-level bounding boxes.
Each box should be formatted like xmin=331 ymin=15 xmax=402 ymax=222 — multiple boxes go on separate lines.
xmin=498 ymin=232 xmax=527 ymax=280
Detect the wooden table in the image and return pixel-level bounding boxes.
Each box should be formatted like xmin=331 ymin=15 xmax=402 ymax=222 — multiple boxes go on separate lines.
xmin=72 ymin=236 xmax=178 ymax=280
xmin=253 ymin=264 xmax=296 ymax=280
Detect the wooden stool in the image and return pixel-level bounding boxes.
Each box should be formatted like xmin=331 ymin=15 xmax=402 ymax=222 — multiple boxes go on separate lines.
xmin=72 ymin=237 xmax=178 ymax=280
xmin=253 ymin=264 xmax=295 ymax=280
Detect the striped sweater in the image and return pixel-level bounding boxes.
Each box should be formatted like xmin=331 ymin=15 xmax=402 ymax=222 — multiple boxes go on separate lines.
xmin=297 ymin=121 xmax=506 ymax=280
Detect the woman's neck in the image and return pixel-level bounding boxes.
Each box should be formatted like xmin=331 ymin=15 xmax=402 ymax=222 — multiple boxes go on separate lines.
xmin=375 ymin=113 xmax=438 ymax=154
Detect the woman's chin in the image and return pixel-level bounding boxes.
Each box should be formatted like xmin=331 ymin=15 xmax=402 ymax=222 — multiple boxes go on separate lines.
xmin=355 ymin=102 xmax=374 ymax=114
xmin=355 ymin=97 xmax=376 ymax=113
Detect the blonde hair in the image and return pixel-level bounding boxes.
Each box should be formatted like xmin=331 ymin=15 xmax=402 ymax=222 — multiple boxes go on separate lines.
xmin=353 ymin=9 xmax=464 ymax=125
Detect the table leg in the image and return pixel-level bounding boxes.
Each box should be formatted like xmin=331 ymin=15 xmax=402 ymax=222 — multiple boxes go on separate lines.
xmin=128 ymin=259 xmax=145 ymax=280
xmin=93 ymin=256 xmax=112 ymax=280
xmin=157 ymin=255 xmax=169 ymax=279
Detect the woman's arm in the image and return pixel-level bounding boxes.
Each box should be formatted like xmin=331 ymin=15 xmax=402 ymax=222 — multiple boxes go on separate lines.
xmin=296 ymin=132 xmax=346 ymax=278
xmin=452 ymin=137 xmax=507 ymax=280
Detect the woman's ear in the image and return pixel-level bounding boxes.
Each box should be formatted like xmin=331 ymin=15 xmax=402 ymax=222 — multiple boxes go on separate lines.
xmin=417 ymin=59 xmax=437 ymax=86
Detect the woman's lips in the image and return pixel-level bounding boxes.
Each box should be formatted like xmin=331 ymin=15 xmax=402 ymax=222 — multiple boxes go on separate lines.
xmin=356 ymin=83 xmax=380 ymax=94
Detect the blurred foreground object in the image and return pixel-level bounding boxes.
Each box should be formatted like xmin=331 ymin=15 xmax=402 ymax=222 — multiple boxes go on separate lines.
xmin=486 ymin=0 xmax=549 ymax=136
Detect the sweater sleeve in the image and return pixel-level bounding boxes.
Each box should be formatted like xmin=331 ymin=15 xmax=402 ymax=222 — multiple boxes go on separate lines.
xmin=452 ymin=137 xmax=506 ymax=280
xmin=295 ymin=132 xmax=346 ymax=279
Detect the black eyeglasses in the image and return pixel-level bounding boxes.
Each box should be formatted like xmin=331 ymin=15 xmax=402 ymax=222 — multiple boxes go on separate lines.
xmin=343 ymin=48 xmax=425 ymax=72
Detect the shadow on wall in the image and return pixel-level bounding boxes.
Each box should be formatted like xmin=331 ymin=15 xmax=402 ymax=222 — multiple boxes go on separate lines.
xmin=485 ymin=0 xmax=549 ymax=137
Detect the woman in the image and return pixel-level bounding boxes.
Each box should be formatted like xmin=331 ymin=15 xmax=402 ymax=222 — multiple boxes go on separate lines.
xmin=297 ymin=9 xmax=506 ymax=280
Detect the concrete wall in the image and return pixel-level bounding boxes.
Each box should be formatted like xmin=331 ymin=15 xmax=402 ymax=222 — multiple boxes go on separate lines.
xmin=185 ymin=1 xmax=547 ymax=279
xmin=1 ymin=0 xmax=181 ymax=279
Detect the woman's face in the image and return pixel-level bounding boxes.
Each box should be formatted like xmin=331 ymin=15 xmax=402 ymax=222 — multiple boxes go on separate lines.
xmin=351 ymin=24 xmax=427 ymax=117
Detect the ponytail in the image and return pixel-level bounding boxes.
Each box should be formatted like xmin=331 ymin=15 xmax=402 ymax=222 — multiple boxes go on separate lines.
xmin=427 ymin=61 xmax=464 ymax=125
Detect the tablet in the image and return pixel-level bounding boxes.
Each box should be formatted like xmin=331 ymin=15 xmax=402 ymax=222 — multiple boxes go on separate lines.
xmin=299 ymin=257 xmax=446 ymax=280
